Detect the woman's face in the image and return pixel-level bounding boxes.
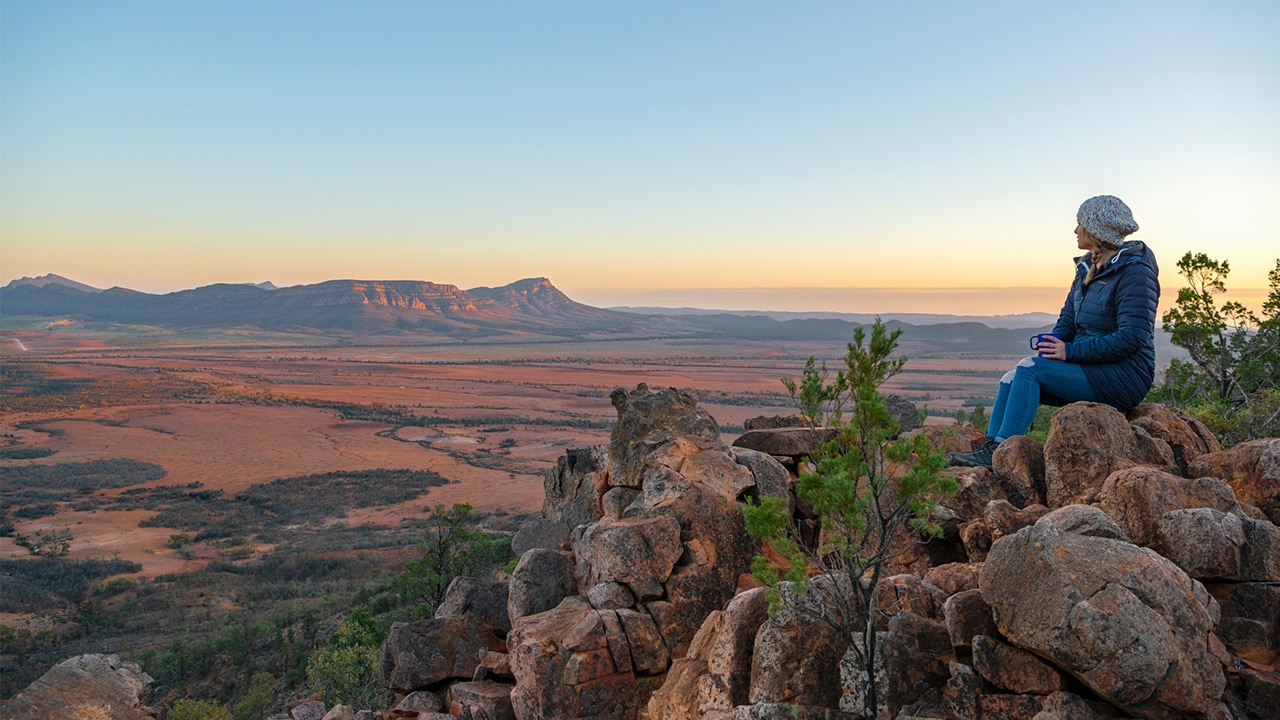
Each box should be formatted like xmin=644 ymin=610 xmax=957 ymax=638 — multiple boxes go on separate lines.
xmin=1075 ymin=222 xmax=1095 ymax=251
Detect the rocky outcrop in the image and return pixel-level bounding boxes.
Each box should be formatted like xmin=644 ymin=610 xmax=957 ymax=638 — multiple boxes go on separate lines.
xmin=1 ymin=654 xmax=156 ymax=720
xmin=980 ymin=506 xmax=1228 ymax=719
xmin=1043 ymin=402 xmax=1176 ymax=506
xmin=359 ymin=393 xmax=1277 ymax=720
xmin=1189 ymin=438 xmax=1280 ymax=525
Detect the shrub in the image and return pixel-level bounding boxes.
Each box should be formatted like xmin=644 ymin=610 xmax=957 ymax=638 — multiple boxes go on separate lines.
xmin=1153 ymin=253 xmax=1279 ymax=444
xmin=744 ymin=319 xmax=955 ymax=718
xmin=167 ymin=697 xmax=233 ymax=720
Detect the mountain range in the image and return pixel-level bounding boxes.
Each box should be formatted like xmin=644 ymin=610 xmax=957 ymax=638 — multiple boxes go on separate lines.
xmin=1 ymin=274 xmax=1071 ymax=355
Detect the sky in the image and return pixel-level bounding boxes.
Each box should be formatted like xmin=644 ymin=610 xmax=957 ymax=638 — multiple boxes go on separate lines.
xmin=1 ymin=1 xmax=1277 ymax=315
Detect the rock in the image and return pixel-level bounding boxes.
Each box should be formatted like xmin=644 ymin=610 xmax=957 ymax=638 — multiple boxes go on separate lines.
xmin=936 ymin=466 xmax=1013 ymax=520
xmin=320 ymin=705 xmax=357 ymax=720
xmin=586 ymin=581 xmax=636 ymax=610
xmin=508 ymin=596 xmax=665 ymax=720
xmin=984 ymin=499 xmax=1049 ymax=540
xmin=601 ymin=487 xmax=640 ymax=520
xmin=872 ymin=574 xmax=945 ymax=622
xmin=446 ymin=679 xmax=516 ymax=720
xmin=1126 ymin=403 xmax=1221 ymax=474
xmin=511 ymin=518 xmax=571 ymax=556
xmin=1205 ymin=582 xmax=1279 ymax=667
xmin=610 ymin=384 xmax=721 ymax=488
xmin=888 ymin=610 xmax=953 ymax=657
xmin=616 ymin=607 xmax=671 ymax=674
xmin=646 ymin=587 xmax=770 ymax=719
xmin=843 ymin=629 xmax=949 ymax=719
xmin=705 ymin=589 xmax=769 ymax=706
xmin=1042 ymin=402 xmax=1176 ymax=507
xmin=572 ymin=515 xmax=683 ymax=601
xmin=972 ymin=634 xmax=1067 ymax=694
xmin=1035 ymin=503 xmax=1129 ymax=541
xmin=1095 ymin=467 xmax=1247 ymax=547
xmin=943 ymin=662 xmax=983 ymax=720
xmin=291 ymin=700 xmax=326 ymax=720
xmin=475 ymin=650 xmax=512 ymax=679
xmin=394 ymin=690 xmax=443 ymax=715
xmin=992 ymin=434 xmax=1046 ymax=506
xmin=543 ymin=444 xmax=608 ymax=530
xmin=980 ymin=506 xmax=1228 ymax=719
xmin=379 ymin=615 xmax=505 ymax=693
xmin=743 ymin=414 xmax=807 ymax=430
xmin=731 ymin=427 xmax=837 ymax=458
xmin=1037 ymin=690 xmax=1126 ymax=720
xmin=1154 ymin=508 xmax=1280 ymax=581
xmin=733 ymin=705 xmax=855 ymax=720
xmin=1 ymin=654 xmax=155 ymax=720
xmin=923 ymin=562 xmax=982 ymax=599
xmin=750 ymin=582 xmax=848 ymax=708
xmin=728 ymin=446 xmax=792 ymax=506
xmin=507 ymin=548 xmax=577 ymax=623
xmin=943 ymin=589 xmax=999 ymax=653
xmin=435 ymin=576 xmax=512 ymax=633
xmin=1188 ymin=438 xmax=1280 ymax=525
xmin=905 ymin=424 xmax=987 ymax=455
xmin=679 ymin=448 xmax=755 ymax=502
xmin=886 ymin=394 xmax=921 ymax=434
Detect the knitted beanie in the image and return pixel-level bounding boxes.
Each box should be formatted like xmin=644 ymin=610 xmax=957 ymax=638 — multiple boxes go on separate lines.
xmin=1077 ymin=195 xmax=1139 ymax=248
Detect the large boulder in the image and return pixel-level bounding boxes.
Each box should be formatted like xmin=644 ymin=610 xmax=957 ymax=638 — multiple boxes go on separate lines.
xmin=2 ymin=654 xmax=155 ymax=720
xmin=572 ymin=515 xmax=683 ymax=601
xmin=645 ymin=588 xmax=770 ymax=720
xmin=543 ymin=445 xmax=609 ymax=530
xmin=1205 ymin=582 xmax=1279 ymax=668
xmin=511 ymin=518 xmax=571 ymax=556
xmin=508 ymin=548 xmax=577 ymax=623
xmin=1153 ymin=507 xmax=1280 ymax=581
xmin=750 ymin=583 xmax=848 ymax=709
xmin=1188 ymin=438 xmax=1280 ymax=526
xmin=379 ymin=615 xmax=506 ymax=693
xmin=980 ymin=505 xmax=1228 ymax=719
xmin=1125 ymin=403 xmax=1221 ymax=474
xmin=609 ymin=385 xmax=721 ymax=487
xmin=436 ymin=576 xmax=512 ymax=633
xmin=1042 ymin=402 xmax=1176 ymax=507
xmin=1095 ymin=467 xmax=1248 ymax=547
xmin=507 ymin=596 xmax=665 ymax=720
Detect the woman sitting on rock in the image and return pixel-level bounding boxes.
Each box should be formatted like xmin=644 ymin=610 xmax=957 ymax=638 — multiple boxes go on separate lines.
xmin=948 ymin=195 xmax=1160 ymax=469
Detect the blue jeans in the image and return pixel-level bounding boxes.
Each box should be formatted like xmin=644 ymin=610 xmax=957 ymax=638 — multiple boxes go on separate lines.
xmin=987 ymin=356 xmax=1098 ymax=442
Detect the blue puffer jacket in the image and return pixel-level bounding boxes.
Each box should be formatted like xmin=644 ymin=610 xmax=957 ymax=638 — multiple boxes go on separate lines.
xmin=1051 ymin=240 xmax=1160 ymax=412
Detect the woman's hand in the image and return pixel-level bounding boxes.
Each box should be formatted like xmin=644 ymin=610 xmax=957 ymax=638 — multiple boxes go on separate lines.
xmin=1037 ymin=335 xmax=1068 ymax=360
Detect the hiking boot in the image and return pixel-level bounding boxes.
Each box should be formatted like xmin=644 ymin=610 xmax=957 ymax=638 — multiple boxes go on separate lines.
xmin=947 ymin=437 xmax=999 ymax=469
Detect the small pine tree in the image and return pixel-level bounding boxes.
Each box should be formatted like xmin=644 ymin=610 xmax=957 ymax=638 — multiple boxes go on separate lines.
xmin=744 ymin=318 xmax=955 ymax=718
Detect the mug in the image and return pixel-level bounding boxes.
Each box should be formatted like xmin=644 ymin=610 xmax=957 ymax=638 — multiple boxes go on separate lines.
xmin=1030 ymin=333 xmax=1060 ymax=355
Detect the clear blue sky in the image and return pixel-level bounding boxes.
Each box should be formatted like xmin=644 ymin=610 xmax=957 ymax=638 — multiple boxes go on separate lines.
xmin=2 ymin=1 xmax=1276 ymax=314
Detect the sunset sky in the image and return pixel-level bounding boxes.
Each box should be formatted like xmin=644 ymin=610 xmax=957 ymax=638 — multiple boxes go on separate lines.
xmin=2 ymin=2 xmax=1277 ymax=315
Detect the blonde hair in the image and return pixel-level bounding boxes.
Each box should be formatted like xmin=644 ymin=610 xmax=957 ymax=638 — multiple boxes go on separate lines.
xmin=1082 ymin=228 xmax=1119 ymax=285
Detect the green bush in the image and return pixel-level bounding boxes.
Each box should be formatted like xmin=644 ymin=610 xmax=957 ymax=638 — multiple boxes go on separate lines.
xmin=167 ymin=698 xmax=233 ymax=720
xmin=1152 ymin=253 xmax=1279 ymax=445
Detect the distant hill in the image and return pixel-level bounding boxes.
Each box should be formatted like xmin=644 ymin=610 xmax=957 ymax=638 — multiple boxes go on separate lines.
xmin=6 ymin=275 xmax=1170 ymax=359
xmin=0 ymin=277 xmax=667 ymax=338
xmin=611 ymin=306 xmax=1059 ymax=330
xmin=5 ymin=274 xmax=103 ymax=294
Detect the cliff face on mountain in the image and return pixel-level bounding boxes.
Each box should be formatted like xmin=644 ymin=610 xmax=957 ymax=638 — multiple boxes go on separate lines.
xmin=0 ymin=276 xmax=654 ymax=337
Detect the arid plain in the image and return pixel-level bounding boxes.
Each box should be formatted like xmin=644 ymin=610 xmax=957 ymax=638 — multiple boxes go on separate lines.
xmin=0 ymin=323 xmax=1015 ymax=579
